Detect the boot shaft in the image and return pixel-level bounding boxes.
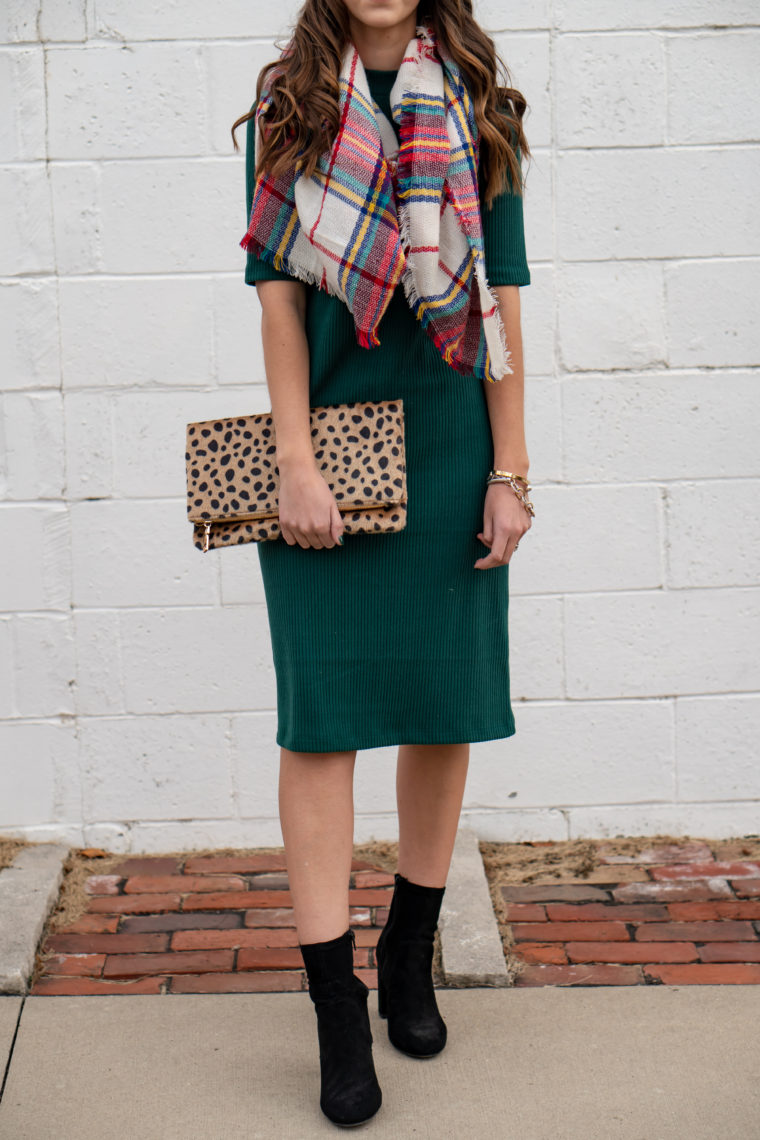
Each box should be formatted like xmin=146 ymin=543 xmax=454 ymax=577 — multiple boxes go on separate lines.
xmin=385 ymin=873 xmax=446 ymax=943
xmin=300 ymin=928 xmax=355 ymax=985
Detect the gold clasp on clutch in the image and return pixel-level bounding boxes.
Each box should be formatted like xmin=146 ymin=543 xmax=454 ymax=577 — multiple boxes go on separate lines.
xmin=202 ymin=522 xmax=212 ymax=552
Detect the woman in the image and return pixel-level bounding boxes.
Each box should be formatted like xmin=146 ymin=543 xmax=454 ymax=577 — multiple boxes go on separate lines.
xmin=233 ymin=0 xmax=533 ymax=1127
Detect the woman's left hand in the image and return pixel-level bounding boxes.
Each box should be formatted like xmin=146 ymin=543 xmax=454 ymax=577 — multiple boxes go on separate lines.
xmin=474 ymin=482 xmax=532 ymax=569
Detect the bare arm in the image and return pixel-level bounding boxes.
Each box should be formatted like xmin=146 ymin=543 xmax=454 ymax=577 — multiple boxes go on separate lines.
xmin=482 ymin=285 xmax=529 ymax=476
xmin=255 ymin=279 xmax=344 ymax=550
xmin=475 ymin=285 xmax=532 ymax=568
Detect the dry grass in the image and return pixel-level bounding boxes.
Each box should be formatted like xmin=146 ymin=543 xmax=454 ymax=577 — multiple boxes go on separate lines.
xmin=0 ymin=836 xmax=34 ymax=872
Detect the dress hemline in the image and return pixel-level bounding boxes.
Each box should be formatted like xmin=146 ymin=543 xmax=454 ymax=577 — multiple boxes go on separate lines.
xmin=275 ymin=721 xmax=517 ymax=753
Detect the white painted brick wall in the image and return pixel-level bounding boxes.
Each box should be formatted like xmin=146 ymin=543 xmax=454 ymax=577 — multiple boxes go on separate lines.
xmin=1 ymin=1 xmax=758 ymax=850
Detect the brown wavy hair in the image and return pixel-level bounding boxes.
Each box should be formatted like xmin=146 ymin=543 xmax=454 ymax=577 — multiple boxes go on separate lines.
xmin=231 ymin=0 xmax=530 ymax=205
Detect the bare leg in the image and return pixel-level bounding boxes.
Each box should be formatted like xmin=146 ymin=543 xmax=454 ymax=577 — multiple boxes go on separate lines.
xmin=395 ymin=742 xmax=470 ymax=887
xmin=278 ymin=747 xmax=357 ymax=944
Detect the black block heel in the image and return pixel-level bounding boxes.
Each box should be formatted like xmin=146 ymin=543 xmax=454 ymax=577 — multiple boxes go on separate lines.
xmin=300 ymin=928 xmax=383 ymax=1127
xmin=375 ymin=873 xmax=447 ymax=1059
xmin=377 ymin=974 xmax=387 ymax=1019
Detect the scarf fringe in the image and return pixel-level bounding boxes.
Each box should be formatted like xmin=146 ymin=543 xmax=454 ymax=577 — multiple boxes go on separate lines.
xmin=244 ymin=234 xmax=374 ymax=328
xmin=479 ymin=266 xmax=513 ymax=381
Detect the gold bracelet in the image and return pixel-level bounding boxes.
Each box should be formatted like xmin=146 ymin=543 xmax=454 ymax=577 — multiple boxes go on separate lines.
xmin=486 ymin=473 xmax=535 ymax=517
xmin=490 ymin=468 xmax=530 ymax=488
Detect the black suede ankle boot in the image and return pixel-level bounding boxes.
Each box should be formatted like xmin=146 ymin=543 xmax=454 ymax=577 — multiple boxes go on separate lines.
xmin=375 ymin=872 xmax=447 ymax=1058
xmin=300 ymin=928 xmax=382 ymax=1127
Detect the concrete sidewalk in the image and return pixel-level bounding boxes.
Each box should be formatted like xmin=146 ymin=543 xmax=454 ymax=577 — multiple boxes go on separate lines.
xmin=1 ymin=986 xmax=759 ymax=1139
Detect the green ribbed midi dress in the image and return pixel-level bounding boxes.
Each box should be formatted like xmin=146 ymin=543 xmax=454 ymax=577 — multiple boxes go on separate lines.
xmin=245 ymin=67 xmax=531 ymax=753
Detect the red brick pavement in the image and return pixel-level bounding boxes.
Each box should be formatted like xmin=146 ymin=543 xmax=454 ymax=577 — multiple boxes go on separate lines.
xmin=32 ymin=855 xmax=393 ymax=996
xmin=32 ymin=840 xmax=760 ymax=994
xmin=504 ymin=842 xmax=760 ymax=986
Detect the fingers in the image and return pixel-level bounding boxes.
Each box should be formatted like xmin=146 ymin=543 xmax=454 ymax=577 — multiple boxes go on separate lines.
xmin=278 ymin=474 xmax=344 ymax=549
xmin=474 ymin=528 xmax=525 ymax=568
xmin=280 ymin=515 xmax=342 ymax=549
xmin=331 ymin=502 xmax=345 ymax=547
xmin=282 ymin=526 xmax=327 ymax=549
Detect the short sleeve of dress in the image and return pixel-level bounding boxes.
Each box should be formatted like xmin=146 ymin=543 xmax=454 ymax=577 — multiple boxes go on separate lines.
xmin=478 ymin=131 xmax=531 ymax=288
xmin=244 ymin=104 xmax=293 ymax=286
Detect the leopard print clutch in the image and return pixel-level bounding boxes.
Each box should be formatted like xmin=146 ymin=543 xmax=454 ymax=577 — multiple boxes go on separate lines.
xmin=186 ymin=399 xmax=407 ymax=552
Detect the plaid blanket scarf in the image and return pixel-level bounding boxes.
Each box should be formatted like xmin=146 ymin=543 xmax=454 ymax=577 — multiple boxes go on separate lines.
xmin=241 ymin=23 xmax=511 ymax=383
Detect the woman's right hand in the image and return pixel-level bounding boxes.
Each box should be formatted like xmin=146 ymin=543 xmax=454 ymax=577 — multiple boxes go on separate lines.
xmin=277 ymin=460 xmax=345 ymax=549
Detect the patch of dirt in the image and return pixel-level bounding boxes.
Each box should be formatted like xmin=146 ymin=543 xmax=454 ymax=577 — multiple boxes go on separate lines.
xmin=0 ymin=836 xmax=33 ymax=872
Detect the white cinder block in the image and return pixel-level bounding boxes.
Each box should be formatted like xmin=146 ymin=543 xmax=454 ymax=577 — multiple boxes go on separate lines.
xmin=504 ymin=595 xmax=564 ymax=700
xmin=63 ymin=391 xmax=114 ymax=499
xmin=59 ymin=277 xmax=215 ymax=389
xmin=676 ymin=694 xmax=760 ymax=801
xmin=112 ymin=386 xmax=270 ymax=498
xmin=73 ymin=610 xmax=125 ymax=715
xmin=13 ymin=614 xmax=75 ymax=716
xmin=0 ymin=1 xmax=38 ymax=43
xmin=47 ymin=44 xmax=207 ymax=159
xmin=0 ymin=506 xmax=70 ymax=612
xmin=523 ymin=376 xmax=561 ymax=484
xmin=0 ymin=48 xmax=46 ymax=160
xmin=204 ymin=41 xmax=283 ymax=156
xmin=213 ymin=275 xmax=269 ymax=387
xmin=52 ymin=729 xmax=85 ymax=820
xmin=557 ymin=147 xmax=759 ymax=261
xmin=669 ymin=32 xmax=760 ymax=144
xmin=0 ymin=280 xmax=60 ymax=390
xmin=565 ymin=587 xmax=760 ymax=699
xmin=69 ymin=500 xmax=218 ymax=607
xmin=512 ymin=484 xmax=662 ymax=594
xmin=558 ymin=261 xmax=666 ymax=371
xmin=231 ymin=711 xmax=284 ymax=819
xmin=99 ymin=158 xmax=244 ymax=273
xmin=519 ymin=263 xmax=554 ymax=379
xmin=563 ymin=373 xmax=760 ymax=482
xmin=82 ymin=822 xmax=130 ymax=850
xmin=0 ymin=620 xmax=13 ymax=716
xmin=90 ymin=3 xmax=291 ymax=41
xmin=219 ymin=543 xmax=268 ymax=606
xmin=127 ymin=816 xmax=287 ymax=850
xmin=666 ymin=480 xmax=760 ymax=589
xmin=666 ymin=258 xmax=760 ymax=369
xmin=0 ymin=164 xmax=55 ymax=274
xmin=39 ymin=0 xmax=87 ymax=42
xmin=355 ymin=743 xmax=407 ymax=815
xmin=553 ymin=1 xmax=760 ymax=31
xmin=521 ymin=149 xmax=552 ymax=263
xmin=49 ymin=163 xmax=101 ymax=274
xmin=79 ymin=714 xmax=235 ymax=821
xmin=458 ymin=808 xmax=569 ymax=842
xmin=119 ymin=605 xmax=275 ymax=714
xmin=567 ymin=801 xmax=760 ymax=840
xmin=492 ymin=33 xmax=551 ymax=149
xmin=2 ymin=392 xmax=64 ymax=499
xmin=476 ymin=0 xmax=551 ymax=30
xmin=0 ymin=721 xmax=77 ymax=827
xmin=556 ymin=33 xmax=665 ymax=147
xmin=466 ymin=698 xmax=674 ymax=807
